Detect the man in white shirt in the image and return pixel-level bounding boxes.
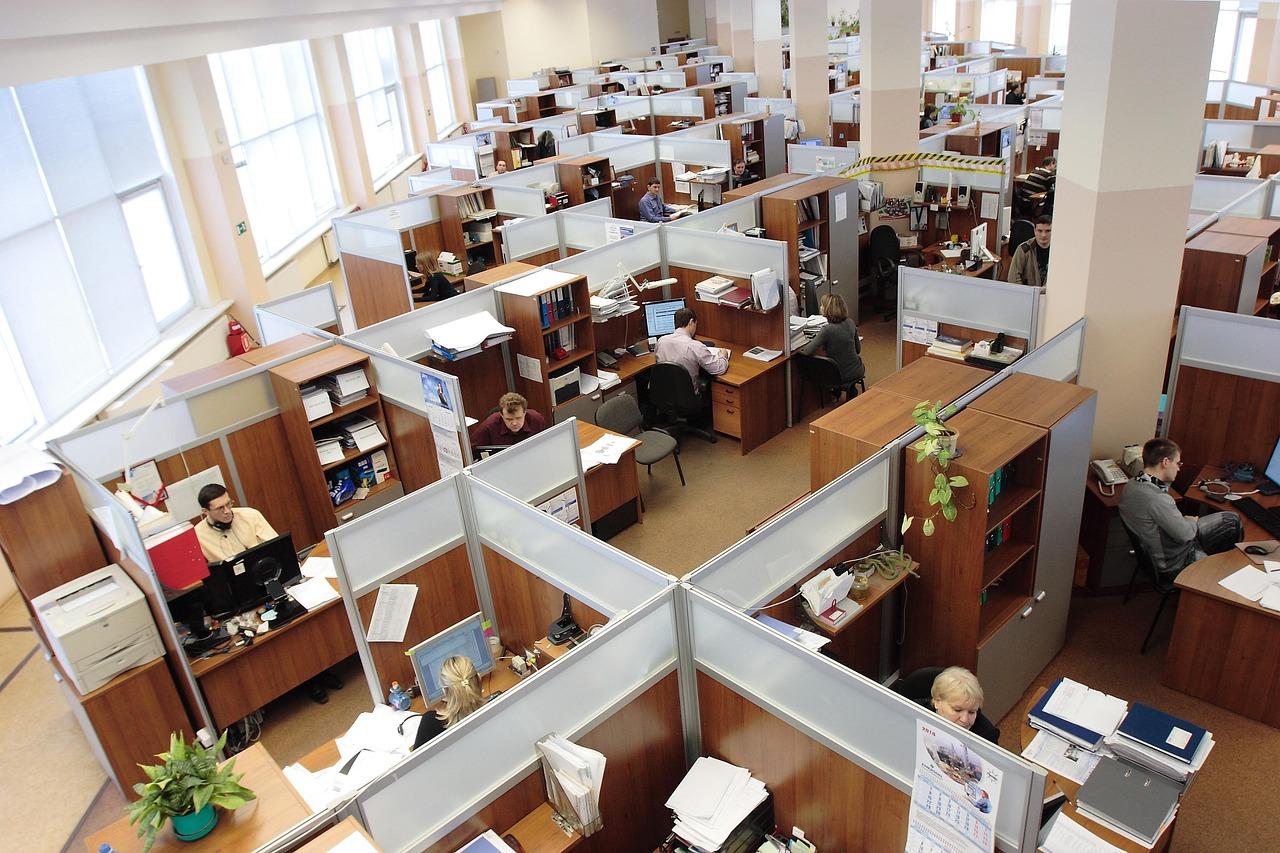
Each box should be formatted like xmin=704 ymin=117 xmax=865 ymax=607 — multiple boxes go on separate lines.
xmin=654 ymin=307 xmax=728 ymax=396
xmin=195 ymin=484 xmax=278 ymax=563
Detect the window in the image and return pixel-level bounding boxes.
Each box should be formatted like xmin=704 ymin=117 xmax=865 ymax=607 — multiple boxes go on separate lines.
xmin=419 ymin=19 xmax=458 ymax=133
xmin=980 ymin=0 xmax=1017 ymax=44
xmin=931 ymin=0 xmax=957 ymax=39
xmin=210 ymin=41 xmax=342 ymax=264
xmin=1048 ymin=0 xmax=1070 ymax=55
xmin=0 ymin=68 xmax=198 ymax=440
xmin=1210 ymin=1 xmax=1257 ymax=82
xmin=344 ymin=27 xmax=411 ymax=183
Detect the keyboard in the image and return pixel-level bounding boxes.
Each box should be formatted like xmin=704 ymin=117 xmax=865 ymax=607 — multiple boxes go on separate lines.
xmin=1236 ymin=497 xmax=1280 ymax=539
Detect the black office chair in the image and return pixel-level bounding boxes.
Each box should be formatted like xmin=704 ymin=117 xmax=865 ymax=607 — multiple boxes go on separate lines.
xmin=1119 ymin=520 xmax=1179 ymax=654
xmin=1009 ymin=219 xmax=1035 ymax=253
xmin=647 ymin=362 xmax=717 ymax=444
xmin=868 ymin=224 xmax=924 ymax=321
xmin=793 ymin=354 xmax=863 ymax=414
xmin=892 ymin=666 xmax=1001 ymax=744
xmin=595 ymin=393 xmax=685 ymax=490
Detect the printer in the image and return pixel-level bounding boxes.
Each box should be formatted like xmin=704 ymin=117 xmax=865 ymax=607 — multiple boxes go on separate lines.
xmin=33 ymin=564 xmax=165 ymax=695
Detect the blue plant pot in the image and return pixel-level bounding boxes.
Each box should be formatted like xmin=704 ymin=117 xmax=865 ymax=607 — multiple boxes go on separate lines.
xmin=171 ymin=805 xmax=218 ymax=842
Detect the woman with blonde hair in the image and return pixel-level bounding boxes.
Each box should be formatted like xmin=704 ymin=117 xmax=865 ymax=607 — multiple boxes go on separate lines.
xmin=412 ymin=655 xmax=485 ymax=748
xmin=797 ymin=292 xmax=864 ymax=399
xmin=413 ymin=249 xmax=459 ymax=302
xmin=929 ymin=666 xmax=999 ymax=744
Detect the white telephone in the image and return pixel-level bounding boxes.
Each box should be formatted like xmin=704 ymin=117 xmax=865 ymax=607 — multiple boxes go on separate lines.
xmin=1091 ymin=459 xmax=1129 ymax=496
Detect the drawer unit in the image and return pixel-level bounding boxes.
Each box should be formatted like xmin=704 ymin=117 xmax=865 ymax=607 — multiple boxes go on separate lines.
xmin=713 ymin=398 xmax=742 ymax=438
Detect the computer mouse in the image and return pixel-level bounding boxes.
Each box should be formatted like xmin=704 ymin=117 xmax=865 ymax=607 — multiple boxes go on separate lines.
xmin=1245 ymin=545 xmax=1271 ymax=556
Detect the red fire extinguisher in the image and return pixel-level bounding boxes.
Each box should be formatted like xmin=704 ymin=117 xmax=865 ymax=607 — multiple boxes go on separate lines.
xmin=227 ymin=319 xmax=253 ymax=357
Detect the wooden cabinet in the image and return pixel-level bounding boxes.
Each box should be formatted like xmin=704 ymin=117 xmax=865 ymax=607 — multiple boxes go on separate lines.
xmin=521 ymin=92 xmax=558 ymax=119
xmin=720 ymin=116 xmax=766 ymax=172
xmin=760 ymin=176 xmax=859 ymax=319
xmin=1205 ymin=216 xmax=1280 ymax=315
xmin=809 ymin=388 xmax=920 ymax=490
xmin=1178 ymin=230 xmax=1268 ymax=315
xmin=696 ymin=82 xmax=736 ymax=118
xmin=578 ymin=108 xmax=617 ymax=133
xmin=556 ymin=154 xmax=615 ymax=207
xmin=492 ymin=124 xmax=540 ymax=170
xmin=944 ymin=122 xmax=1012 ymax=158
xmin=498 ymin=272 xmax=597 ymax=419
xmin=436 ymin=185 xmax=500 ymax=276
xmin=268 ymin=345 xmax=405 ymax=537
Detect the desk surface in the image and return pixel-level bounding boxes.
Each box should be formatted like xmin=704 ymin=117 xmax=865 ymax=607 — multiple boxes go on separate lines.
xmin=1185 ymin=464 xmax=1280 ymax=542
xmin=1174 ymin=549 xmax=1280 ymax=619
xmin=700 ymin=336 xmax=788 ymax=387
xmin=801 ymin=561 xmax=916 ymax=637
xmin=295 ymin=816 xmax=382 ymax=851
xmin=85 ymin=744 xmax=308 ymax=853
xmin=921 ymin=243 xmax=996 ymax=278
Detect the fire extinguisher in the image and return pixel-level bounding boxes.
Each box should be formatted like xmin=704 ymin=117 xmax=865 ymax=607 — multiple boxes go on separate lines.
xmin=226 ymin=319 xmax=254 ymax=357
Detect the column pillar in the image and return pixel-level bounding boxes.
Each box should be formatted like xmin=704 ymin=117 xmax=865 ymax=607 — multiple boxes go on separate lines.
xmin=1045 ymin=0 xmax=1217 ymax=455
xmin=730 ymin=0 xmax=756 ymax=71
xmin=753 ymin=0 xmax=785 ymax=97
xmin=310 ymin=36 xmax=376 ymax=209
xmin=1250 ymin=1 xmax=1280 ymax=85
xmin=442 ymin=18 xmax=474 ymax=127
xmin=1019 ymin=0 xmax=1050 ymax=53
xmin=716 ymin=0 xmax=733 ymax=52
xmin=395 ymin=24 xmax=433 ymax=152
xmin=688 ymin=0 xmax=709 ymax=38
xmin=790 ymin=0 xmax=830 ymax=143
xmin=861 ymin=0 xmax=923 ymax=201
xmin=957 ymin=0 xmax=980 ymax=40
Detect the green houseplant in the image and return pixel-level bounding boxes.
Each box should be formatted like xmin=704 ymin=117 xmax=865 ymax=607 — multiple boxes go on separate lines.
xmin=912 ymin=400 xmax=971 ymax=536
xmin=127 ymin=732 xmax=256 ymax=851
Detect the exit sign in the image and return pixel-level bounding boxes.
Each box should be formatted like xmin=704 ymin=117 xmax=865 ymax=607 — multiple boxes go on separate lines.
xmin=235 ymin=221 xmax=247 ymax=236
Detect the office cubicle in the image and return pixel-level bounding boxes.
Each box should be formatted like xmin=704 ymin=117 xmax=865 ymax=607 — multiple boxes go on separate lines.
xmin=786 ymin=142 xmax=861 ymax=175
xmin=1206 ymin=79 xmax=1270 ymax=120
xmin=501 ymin=213 xmax=563 ymax=265
xmin=656 ymin=136 xmax=731 ymax=205
xmin=1007 ymin=317 xmax=1087 ymax=383
xmin=407 ymin=167 xmax=462 ymax=194
xmin=467 ymin=419 xmax=591 ymax=527
xmin=254 ymin=282 xmax=342 ymax=343
xmin=665 ymin=195 xmax=761 ymax=232
xmin=896 ymin=265 xmax=1041 ymax=369
xmin=561 ymin=206 xmax=660 ymax=254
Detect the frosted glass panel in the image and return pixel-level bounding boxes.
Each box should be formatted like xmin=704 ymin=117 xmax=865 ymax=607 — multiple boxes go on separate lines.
xmin=786 ymin=144 xmax=861 ymax=175
xmin=551 ymin=230 xmax=663 ymax=289
xmin=1190 ymin=175 xmax=1264 ymax=214
xmin=347 ymin=288 xmax=501 ymax=363
xmin=690 ymin=591 xmax=1042 ymax=853
xmin=347 ymin=195 xmax=441 ymax=230
xmin=557 ymin=135 xmax=592 ymax=157
xmin=606 ymin=138 xmax=660 ymax=170
xmin=367 ymin=354 xmax=464 ymax=417
xmin=425 ymin=141 xmax=478 ymax=172
xmin=651 ymin=96 xmax=705 ymax=117
xmin=665 ymin=228 xmax=789 ymax=283
xmin=1222 ymin=182 xmax=1269 ymax=218
xmin=255 ymin=308 xmax=324 ymax=346
xmin=469 ymin=479 xmax=670 ymax=614
xmin=335 ymin=219 xmax=405 ymax=263
xmin=56 ymin=399 xmax=198 ymax=481
xmin=356 ymin=593 xmax=677 ymax=851
xmin=900 ymin=267 xmax=1038 ymax=338
xmin=491 ymin=186 xmax=545 ymax=218
xmin=663 ymin=137 xmax=730 ymax=167
xmin=503 ymin=214 xmax=561 ymax=261
xmin=920 ymin=164 xmax=1003 ymax=192
xmin=1177 ymin=308 xmax=1280 ymax=382
xmin=468 ymin=420 xmax=581 ymax=502
xmin=407 ymin=169 xmax=456 ymax=194
xmin=1202 ymin=120 xmax=1255 ymax=148
xmin=327 ymin=476 xmax=466 ymax=594
xmin=570 ymin=197 xmax=615 ymax=219
xmin=258 ymin=282 xmax=338 ymax=329
xmin=668 ymin=197 xmax=760 ymax=232
xmin=1011 ymin=317 xmax=1085 ymax=382
xmin=746 ymin=98 xmax=795 ymax=119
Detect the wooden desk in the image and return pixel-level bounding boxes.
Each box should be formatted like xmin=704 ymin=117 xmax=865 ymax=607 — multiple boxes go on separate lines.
xmin=296 ymin=816 xmax=382 ymax=851
xmin=871 ymin=355 xmax=989 ymax=403
xmin=703 ymin=337 xmax=789 ymax=455
xmin=575 ymin=420 xmax=642 ymax=530
xmin=809 ymin=388 xmax=920 ymax=490
xmin=506 ymin=802 xmax=582 ymax=852
xmin=1164 ymin=550 xmax=1280 ymax=728
xmin=85 ymin=744 xmax=308 ymax=853
xmin=465 ymin=261 xmax=541 ymax=292
xmin=1020 ymin=689 xmax=1174 ymax=853
xmin=921 ymin=243 xmax=996 ymax=279
xmin=800 ymin=562 xmax=915 ymax=676
xmin=1184 ymin=464 xmax=1280 ymax=542
xmin=188 ymin=542 xmax=356 ymax=730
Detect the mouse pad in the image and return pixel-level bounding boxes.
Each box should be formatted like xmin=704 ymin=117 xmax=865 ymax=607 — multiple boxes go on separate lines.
xmin=1236 ymin=540 xmax=1280 ymax=565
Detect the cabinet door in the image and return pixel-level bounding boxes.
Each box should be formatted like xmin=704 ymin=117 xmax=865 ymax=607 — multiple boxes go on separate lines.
xmin=976 ymin=597 xmax=1040 ymax=721
xmin=827 ymin=185 xmax=860 ymax=321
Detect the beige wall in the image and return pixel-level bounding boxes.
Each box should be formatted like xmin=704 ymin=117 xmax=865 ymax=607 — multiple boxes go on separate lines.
xmin=500 ymin=0 xmax=593 ymax=77
xmin=459 ymin=12 xmax=511 ymax=103
xmin=587 ymin=1 xmax=661 ymax=63
xmin=658 ymin=0 xmax=694 ymax=40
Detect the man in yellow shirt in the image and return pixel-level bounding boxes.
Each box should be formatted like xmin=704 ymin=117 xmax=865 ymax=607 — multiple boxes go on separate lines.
xmin=194 ymin=484 xmax=278 ymax=563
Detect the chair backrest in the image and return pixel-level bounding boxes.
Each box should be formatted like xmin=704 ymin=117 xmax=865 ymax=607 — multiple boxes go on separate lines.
xmin=649 ymin=362 xmax=702 ymax=416
xmin=794 ymin=353 xmax=842 ymax=387
xmin=595 ymin=393 xmax=642 ymax=436
xmin=868 ymin=224 xmax=902 ymax=264
xmin=1119 ymin=519 xmax=1173 ymax=591
xmin=1010 ymin=218 xmax=1035 ymax=250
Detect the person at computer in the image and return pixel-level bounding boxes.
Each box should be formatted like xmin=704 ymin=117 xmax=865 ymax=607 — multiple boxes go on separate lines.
xmin=1007 ymin=215 xmax=1052 ymax=288
xmin=1005 ymin=82 xmax=1025 ymax=105
xmin=729 ymin=160 xmax=756 ymax=189
xmin=1024 ymin=156 xmax=1057 ymax=195
xmin=654 ymin=307 xmax=728 ymax=396
xmin=797 ymin=293 xmax=864 ymax=400
xmin=926 ymin=666 xmax=999 ymax=744
xmin=412 ymin=655 xmax=485 ymax=748
xmin=469 ymin=392 xmax=547 ymax=447
xmin=1118 ymin=438 xmax=1243 ymax=578
xmin=494 ymin=159 xmax=508 ymax=174
xmin=415 ymin=250 xmax=459 ymax=302
xmin=639 ymin=178 xmax=681 ymax=223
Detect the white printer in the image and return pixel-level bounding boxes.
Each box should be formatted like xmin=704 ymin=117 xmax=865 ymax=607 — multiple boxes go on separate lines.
xmin=33 ymin=564 xmax=164 ymax=695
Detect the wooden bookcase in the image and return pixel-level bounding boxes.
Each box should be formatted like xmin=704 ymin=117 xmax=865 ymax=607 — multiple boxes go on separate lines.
xmin=492 ymin=125 xmax=539 ymax=170
xmin=499 ymin=273 xmax=597 ymax=418
xmin=1205 ymin=216 xmax=1280 ymax=315
xmin=944 ymin=122 xmax=1011 ymax=158
xmin=556 ymin=155 xmax=615 ymax=207
xmin=269 ymin=345 xmax=406 ymax=536
xmin=761 ymin=180 xmax=830 ymax=299
xmin=436 ymin=185 xmax=500 ymax=276
xmin=521 ymin=92 xmax=558 ymax=119
xmin=1178 ymin=230 xmax=1268 ymax=315
xmin=720 ymin=116 xmax=766 ymax=171
xmin=901 ymin=407 xmax=1048 ymax=681
xmin=694 ymin=82 xmax=735 ymax=118
xmin=578 ymin=108 xmax=617 ymax=133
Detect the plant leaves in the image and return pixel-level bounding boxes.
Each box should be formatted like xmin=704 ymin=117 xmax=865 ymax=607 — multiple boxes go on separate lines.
xmin=922 ymin=517 xmax=935 ymax=536
xmin=942 ymin=502 xmax=958 ymax=522
xmin=929 ymin=488 xmax=941 ymax=506
xmin=949 ymin=475 xmax=968 ymax=487
xmin=900 ymin=515 xmax=913 ymax=535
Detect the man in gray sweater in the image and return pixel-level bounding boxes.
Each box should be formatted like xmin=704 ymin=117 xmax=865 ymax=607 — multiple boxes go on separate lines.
xmin=1118 ymin=438 xmax=1242 ymax=576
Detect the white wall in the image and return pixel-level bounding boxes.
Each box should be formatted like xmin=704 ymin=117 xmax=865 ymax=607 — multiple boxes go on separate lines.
xmin=501 ymin=0 xmax=593 ymax=76
xmin=588 ymin=2 xmax=662 ymax=62
xmin=460 ymin=12 xmax=511 ymax=104
xmin=659 ymin=0 xmax=694 ymax=38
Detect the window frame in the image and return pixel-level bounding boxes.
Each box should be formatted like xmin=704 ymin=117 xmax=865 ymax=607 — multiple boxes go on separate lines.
xmin=420 ymin=19 xmax=459 ymax=135
xmin=344 ymin=27 xmax=413 ymax=186
xmin=1047 ymin=0 xmax=1070 ymax=55
xmin=980 ymin=0 xmax=1018 ymax=45
xmin=931 ymin=0 xmax=958 ymax=40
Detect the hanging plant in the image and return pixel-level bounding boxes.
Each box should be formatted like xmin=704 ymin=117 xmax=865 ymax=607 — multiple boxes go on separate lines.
xmin=911 ymin=400 xmax=973 ymax=535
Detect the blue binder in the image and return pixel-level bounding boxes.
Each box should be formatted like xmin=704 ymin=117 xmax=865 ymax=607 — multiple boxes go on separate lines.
xmin=1028 ymin=677 xmax=1106 ymax=749
xmin=1116 ymin=703 xmax=1206 ymax=763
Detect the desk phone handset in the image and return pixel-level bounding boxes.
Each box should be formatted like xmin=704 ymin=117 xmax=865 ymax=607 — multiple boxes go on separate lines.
xmin=548 ymin=593 xmax=583 ymax=646
xmin=1091 ymin=459 xmax=1129 ymax=496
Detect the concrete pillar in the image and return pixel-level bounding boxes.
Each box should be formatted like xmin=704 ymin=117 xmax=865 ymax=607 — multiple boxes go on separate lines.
xmin=861 ymin=0 xmax=922 ymax=157
xmin=310 ymin=36 xmax=377 ymax=209
xmin=754 ymin=0 xmax=785 ymax=97
xmin=730 ymin=0 xmax=756 ymax=71
xmin=1019 ymin=0 xmax=1050 ymax=53
xmin=957 ymin=0 xmax=980 ymax=40
xmin=443 ymin=17 xmax=476 ymax=125
xmin=703 ymin=0 xmax=716 ymax=43
xmin=716 ymin=0 xmax=733 ymax=51
xmin=790 ymin=0 xmax=830 ymax=142
xmin=1249 ymin=1 xmax=1280 ymax=85
xmin=1045 ymin=0 xmax=1217 ymax=456
xmin=395 ymin=24 xmax=433 ymax=152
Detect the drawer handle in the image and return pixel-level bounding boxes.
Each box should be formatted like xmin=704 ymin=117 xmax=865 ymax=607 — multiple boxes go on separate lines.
xmin=1035 ymin=591 xmax=1046 ymax=602
xmin=341 ymin=512 xmax=355 ymax=522
xmin=1020 ymin=606 xmax=1034 ymax=618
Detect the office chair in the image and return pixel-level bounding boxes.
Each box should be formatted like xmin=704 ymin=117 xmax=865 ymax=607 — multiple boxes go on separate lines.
xmin=647 ymin=362 xmax=717 ymax=444
xmin=892 ymin=666 xmax=1001 ymax=744
xmin=595 ymin=393 xmax=685 ymax=490
xmin=1119 ymin=520 xmax=1179 ymax=654
xmin=868 ymin=225 xmax=924 ymax=322
xmin=1009 ymin=219 xmax=1035 ymax=252
xmin=793 ymin=354 xmax=863 ymax=417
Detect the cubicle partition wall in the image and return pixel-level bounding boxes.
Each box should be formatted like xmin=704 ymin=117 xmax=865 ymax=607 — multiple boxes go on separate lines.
xmin=746 ymin=96 xmax=797 ymax=119
xmin=1206 ymin=79 xmax=1271 ymax=120
xmin=425 ymin=135 xmax=486 ymax=178
xmin=1163 ymin=307 xmax=1280 ymax=470
xmin=501 ymin=213 xmax=563 ymax=265
xmin=656 ymin=136 xmax=732 ymax=205
xmin=467 ymin=419 xmax=591 ymax=529
xmin=718 ymin=72 xmax=758 ymax=95
xmin=786 ymin=143 xmax=861 ymax=174
xmin=562 ymin=209 xmax=659 ymax=254
xmin=666 ymin=195 xmax=761 ymax=232
xmin=1008 ymin=317 xmax=1087 ymax=383
xmin=896 ymin=265 xmax=1041 ymax=368
xmin=1189 ymin=173 xmax=1266 ymax=215
xmin=1201 ymin=118 xmax=1280 ymax=150
xmin=408 ymin=168 xmax=462 ymax=194
xmin=685 ymin=586 xmax=1046 ymax=853
xmin=254 ymin=282 xmax=342 ymax=343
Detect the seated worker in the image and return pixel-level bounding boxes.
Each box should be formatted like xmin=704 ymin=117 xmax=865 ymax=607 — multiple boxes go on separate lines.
xmin=797 ymin=293 xmax=864 ymax=398
xmin=1008 ymin=215 xmax=1051 ymax=288
xmin=639 ymin=178 xmax=681 ymax=223
xmin=196 ymin=484 xmax=343 ymax=703
xmin=1005 ymin=82 xmax=1025 ymax=105
xmin=494 ymin=159 xmax=508 ymax=174
xmin=412 ymin=656 xmax=484 ymax=748
xmin=729 ymin=159 xmax=757 ymax=189
xmin=919 ymin=108 xmax=938 ymax=130
xmin=654 ymin=307 xmax=728 ymax=396
xmin=1118 ymin=437 xmax=1243 ymax=577
xmin=414 ymin=250 xmax=459 ymax=302
xmin=469 ymin=392 xmax=547 ymax=447
xmin=928 ymin=666 xmax=999 ymax=744
xmin=1024 ymin=156 xmax=1057 ymax=196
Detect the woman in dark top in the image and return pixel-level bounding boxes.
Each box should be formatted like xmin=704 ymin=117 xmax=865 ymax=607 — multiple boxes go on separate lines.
xmin=415 ymin=250 xmax=459 ymax=302
xmin=412 ymin=655 xmax=485 ymax=749
xmin=1005 ymin=83 xmax=1025 ymax=105
xmin=798 ymin=293 xmax=864 ymax=396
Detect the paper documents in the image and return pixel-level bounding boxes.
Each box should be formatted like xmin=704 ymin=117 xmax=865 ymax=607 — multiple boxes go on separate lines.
xmin=1043 ymin=678 xmax=1128 ymax=738
xmin=1021 ymin=730 xmax=1101 ymax=785
xmin=495 ymin=268 xmax=579 ymax=297
xmin=301 ymin=555 xmax=337 ymax=579
xmin=667 ymin=757 xmax=767 ymax=851
xmin=290 ymin=576 xmax=340 ymax=611
xmin=537 ymin=734 xmax=605 ymax=836
xmin=0 ymin=445 xmax=61 ymax=505
xmin=1261 ymin=586 xmax=1280 ymax=612
xmin=743 ymin=346 xmax=783 ymax=362
xmin=366 ymin=583 xmax=418 ymax=642
xmin=1218 ymin=565 xmax=1272 ymax=601
xmin=426 ymin=311 xmax=514 ymax=354
xmin=1040 ymin=812 xmax=1125 ymax=853
xmin=580 ymin=434 xmax=639 ymax=468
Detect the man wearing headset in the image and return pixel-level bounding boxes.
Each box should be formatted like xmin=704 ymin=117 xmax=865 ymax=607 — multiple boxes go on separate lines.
xmin=195 ymin=483 xmax=277 ymax=563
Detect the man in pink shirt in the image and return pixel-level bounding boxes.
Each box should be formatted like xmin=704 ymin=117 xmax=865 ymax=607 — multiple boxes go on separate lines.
xmin=653 ymin=307 xmax=728 ymax=396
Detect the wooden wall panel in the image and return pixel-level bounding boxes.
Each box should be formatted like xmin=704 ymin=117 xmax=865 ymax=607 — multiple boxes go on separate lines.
xmin=103 ymin=438 xmax=233 ymax=523
xmin=354 ymin=545 xmax=478 ymax=694
xmin=225 ymin=415 xmax=320 ymax=548
xmin=408 ymin=222 xmax=446 ymax=257
xmin=383 ymin=400 xmax=441 ymax=492
xmin=669 ymin=265 xmax=785 ymax=350
xmin=0 ymin=468 xmax=107 ymax=600
xmin=592 ymin=265 xmax=664 ymax=352
xmin=426 ymin=346 xmax=509 ymax=422
xmin=482 ymin=545 xmax=608 ymax=654
xmin=698 ymin=671 xmax=910 ymax=851
xmin=506 ymin=247 xmax=561 ymax=267
xmin=1167 ymin=366 xmax=1280 ymax=472
xmin=900 ymin=325 xmax=1027 ymax=367
xmin=343 ymin=252 xmax=412 ymax=328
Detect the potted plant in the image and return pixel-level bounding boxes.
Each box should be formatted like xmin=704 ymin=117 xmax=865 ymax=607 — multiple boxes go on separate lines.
xmin=912 ymin=400 xmax=971 ymax=535
xmin=953 ymin=96 xmax=979 ymax=129
xmin=127 ymin=732 xmax=256 ymax=852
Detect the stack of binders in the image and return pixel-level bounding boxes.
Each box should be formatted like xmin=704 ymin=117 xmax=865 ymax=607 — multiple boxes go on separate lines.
xmin=1075 ymin=756 xmax=1182 ymax=847
xmin=1103 ymin=703 xmax=1215 ymax=783
xmin=319 ymin=368 xmax=370 ymax=407
xmin=1028 ymin=677 xmax=1127 ymax=750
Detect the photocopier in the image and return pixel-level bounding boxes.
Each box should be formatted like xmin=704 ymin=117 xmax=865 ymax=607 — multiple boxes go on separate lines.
xmin=33 ymin=563 xmax=164 ymax=695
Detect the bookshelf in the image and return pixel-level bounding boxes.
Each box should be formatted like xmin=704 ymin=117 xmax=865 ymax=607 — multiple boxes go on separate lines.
xmin=521 ymin=92 xmax=559 ymax=119
xmin=556 ymin=155 xmax=615 ymax=207
xmin=578 ymin=108 xmax=617 ymax=133
xmin=269 ymin=345 xmax=406 ymax=536
xmin=761 ymin=181 xmax=831 ymax=313
xmin=1203 ymin=216 xmax=1280 ymax=315
xmin=720 ymin=116 xmax=766 ymax=171
xmin=492 ymin=125 xmax=540 ymax=170
xmin=498 ymin=273 xmax=597 ymax=418
xmin=436 ymin=185 xmax=500 ymax=276
xmin=698 ymin=82 xmax=735 ymax=118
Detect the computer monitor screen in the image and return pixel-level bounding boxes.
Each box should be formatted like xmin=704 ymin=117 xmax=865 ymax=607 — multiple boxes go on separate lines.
xmin=409 ymin=612 xmax=495 ymax=702
xmin=644 ymin=297 xmax=686 ymax=337
xmin=969 ymin=222 xmax=989 ymax=258
xmin=798 ymin=138 xmax=822 ymax=147
xmin=207 ymin=532 xmax=300 ymax=615
xmin=1265 ymin=432 xmax=1280 ymax=488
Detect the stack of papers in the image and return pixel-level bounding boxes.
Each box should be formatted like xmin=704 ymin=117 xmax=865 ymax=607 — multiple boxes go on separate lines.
xmin=289 ymin=576 xmax=340 ymax=611
xmin=425 ymin=311 xmax=514 ymax=361
xmin=596 ymin=369 xmax=620 ymax=391
xmin=1104 ymin=703 xmax=1214 ymax=782
xmin=335 ymin=415 xmax=386 ymax=453
xmin=1040 ymin=812 xmax=1126 ymax=853
xmin=302 ymin=384 xmax=333 ymax=421
xmin=1021 ymin=730 xmax=1102 ymax=785
xmin=1218 ymin=565 xmax=1273 ymax=601
xmin=590 ymin=295 xmax=619 ymax=321
xmin=580 ymin=434 xmax=639 ymax=468
xmin=753 ymin=612 xmax=830 ymax=653
xmin=315 ymin=437 xmax=345 ymax=465
xmin=319 ymin=368 xmax=370 ymax=407
xmin=537 ymin=734 xmax=606 ymax=833
xmin=665 ymin=757 xmax=768 ymax=851
xmin=1029 ymin=678 xmax=1128 ymax=749
xmin=282 ymin=704 xmax=416 ymax=812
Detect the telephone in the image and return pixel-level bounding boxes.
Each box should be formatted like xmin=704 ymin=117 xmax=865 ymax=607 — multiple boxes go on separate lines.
xmin=596 ymin=351 xmax=618 ymax=368
xmin=1091 ymin=459 xmax=1129 ymax=496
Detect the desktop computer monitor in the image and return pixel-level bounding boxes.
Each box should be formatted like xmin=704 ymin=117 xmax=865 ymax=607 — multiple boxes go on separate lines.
xmin=205 ymin=532 xmax=301 ymax=616
xmin=969 ymin=222 xmax=989 ymax=260
xmin=408 ymin=612 xmax=495 ymax=702
xmin=1263 ymin=432 xmax=1280 ymax=494
xmin=644 ymin=297 xmax=686 ymax=337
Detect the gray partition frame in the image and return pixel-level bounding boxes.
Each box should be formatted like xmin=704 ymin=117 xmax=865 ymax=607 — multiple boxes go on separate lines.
xmin=465 ymin=418 xmax=592 ymax=528
xmin=253 ymin=282 xmax=341 ymax=340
